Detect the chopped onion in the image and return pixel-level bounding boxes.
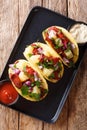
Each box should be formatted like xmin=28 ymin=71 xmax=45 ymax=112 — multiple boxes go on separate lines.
xmin=28 ymin=87 xmax=33 ymax=92
xmin=37 ymin=47 xmax=43 ymax=54
xmin=14 ymin=69 xmax=20 ymax=75
xmin=54 ymin=64 xmax=59 ymax=70
xmin=48 ymin=30 xmax=56 ymax=39
xmin=25 ymin=81 xmax=31 ymax=86
xmin=39 ymin=65 xmax=43 ymax=69
xmin=34 ymin=72 xmax=39 ymax=81
xmin=63 ymin=57 xmax=69 ymax=63
xmin=9 ymin=64 xmax=14 ymax=69
xmin=71 ymin=43 xmax=75 ymax=49
xmin=63 ymin=41 xmax=67 ymax=48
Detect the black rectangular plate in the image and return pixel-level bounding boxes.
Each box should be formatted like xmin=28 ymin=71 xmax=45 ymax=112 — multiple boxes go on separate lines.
xmin=0 ymin=6 xmax=87 ymax=123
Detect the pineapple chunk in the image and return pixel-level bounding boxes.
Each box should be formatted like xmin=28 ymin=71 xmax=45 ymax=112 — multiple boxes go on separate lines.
xmin=43 ymin=68 xmax=54 ymax=77
xmin=19 ymin=71 xmax=29 ymax=82
xmin=64 ymin=50 xmax=73 ymax=59
xmin=43 ymin=50 xmax=50 ymax=56
xmin=30 ymin=55 xmax=40 ymax=63
xmin=9 ymin=68 xmax=15 ymax=75
xmin=25 ymin=46 xmax=33 ymax=54
xmin=16 ymin=61 xmax=27 ymax=71
xmin=23 ymin=46 xmax=33 ymax=59
xmin=32 ymin=86 xmax=41 ymax=94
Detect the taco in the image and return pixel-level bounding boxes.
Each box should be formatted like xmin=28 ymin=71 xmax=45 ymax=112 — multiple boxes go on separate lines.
xmin=42 ymin=26 xmax=79 ymax=67
xmin=8 ymin=59 xmax=48 ymax=101
xmin=23 ymin=42 xmax=64 ymax=83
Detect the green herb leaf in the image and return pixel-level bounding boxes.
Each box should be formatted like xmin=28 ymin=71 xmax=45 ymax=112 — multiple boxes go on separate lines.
xmin=28 ymin=53 xmax=33 ymax=57
xmin=31 ymin=83 xmax=35 ymax=87
xmin=69 ymin=61 xmax=75 ymax=68
xmin=14 ymin=64 xmax=17 ymax=68
xmin=35 ymin=80 xmax=41 ymax=87
xmin=29 ymin=93 xmax=40 ymax=100
xmin=67 ymin=42 xmax=71 ymax=50
xmin=48 ymin=60 xmax=53 ymax=65
xmin=43 ymin=61 xmax=49 ymax=68
xmin=43 ymin=89 xmax=48 ymax=94
xmin=54 ymin=45 xmax=60 ymax=49
xmin=48 ymin=73 xmax=55 ymax=79
xmin=21 ymin=85 xmax=29 ymax=95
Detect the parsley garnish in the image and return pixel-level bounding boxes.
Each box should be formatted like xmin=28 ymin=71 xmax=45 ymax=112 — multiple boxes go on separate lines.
xmin=48 ymin=73 xmax=55 ymax=79
xmin=21 ymin=85 xmax=29 ymax=95
xmin=28 ymin=53 xmax=33 ymax=57
xmin=29 ymin=93 xmax=40 ymax=100
xmin=14 ymin=64 xmax=17 ymax=68
xmin=31 ymin=83 xmax=35 ymax=87
xmin=35 ymin=80 xmax=41 ymax=87
xmin=68 ymin=61 xmax=75 ymax=68
xmin=54 ymin=45 xmax=60 ymax=49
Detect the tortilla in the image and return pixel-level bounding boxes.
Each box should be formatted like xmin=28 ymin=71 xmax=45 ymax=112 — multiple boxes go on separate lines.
xmin=42 ymin=26 xmax=79 ymax=67
xmin=8 ymin=59 xmax=48 ymax=101
xmin=23 ymin=42 xmax=64 ymax=83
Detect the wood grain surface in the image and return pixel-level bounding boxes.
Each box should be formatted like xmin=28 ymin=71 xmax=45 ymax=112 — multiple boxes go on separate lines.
xmin=0 ymin=0 xmax=87 ymax=130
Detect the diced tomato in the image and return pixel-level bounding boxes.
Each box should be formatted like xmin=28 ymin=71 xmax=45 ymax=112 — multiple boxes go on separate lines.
xmin=33 ymin=48 xmax=38 ymax=55
xmin=55 ymin=48 xmax=62 ymax=54
xmin=39 ymin=54 xmax=45 ymax=62
xmin=48 ymin=26 xmax=59 ymax=32
xmin=31 ymin=43 xmax=37 ymax=47
xmin=54 ymin=71 xmax=60 ymax=80
xmin=46 ymin=36 xmax=53 ymax=44
xmin=10 ymin=74 xmax=22 ymax=89
xmin=53 ymin=57 xmax=59 ymax=64
xmin=26 ymin=66 xmax=34 ymax=75
xmin=62 ymin=38 xmax=69 ymax=48
xmin=58 ymin=33 xmax=64 ymax=38
xmin=45 ymin=32 xmax=54 ymax=47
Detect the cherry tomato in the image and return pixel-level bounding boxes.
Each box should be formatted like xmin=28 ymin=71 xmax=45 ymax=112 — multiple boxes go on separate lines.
xmin=0 ymin=82 xmax=18 ymax=105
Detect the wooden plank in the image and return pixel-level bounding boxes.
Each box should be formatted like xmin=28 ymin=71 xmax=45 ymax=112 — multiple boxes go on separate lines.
xmin=18 ymin=0 xmax=42 ymax=31
xmin=68 ymin=0 xmax=87 ymax=130
xmin=68 ymin=0 xmax=87 ymax=22
xmin=0 ymin=0 xmax=19 ymax=130
xmin=18 ymin=1 xmax=43 ymax=130
xmin=19 ymin=114 xmax=43 ymax=130
xmin=67 ymin=54 xmax=87 ymax=130
xmin=0 ymin=0 xmax=19 ymax=73
xmin=42 ymin=0 xmax=67 ymax=15
xmin=0 ymin=106 xmax=19 ymax=130
xmin=42 ymin=0 xmax=68 ymax=129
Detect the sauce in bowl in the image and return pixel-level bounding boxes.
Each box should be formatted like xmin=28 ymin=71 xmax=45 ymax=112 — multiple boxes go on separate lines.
xmin=0 ymin=80 xmax=19 ymax=105
xmin=69 ymin=23 xmax=87 ymax=45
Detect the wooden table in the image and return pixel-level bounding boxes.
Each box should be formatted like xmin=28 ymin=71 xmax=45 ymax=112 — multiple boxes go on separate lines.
xmin=0 ymin=0 xmax=87 ymax=130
